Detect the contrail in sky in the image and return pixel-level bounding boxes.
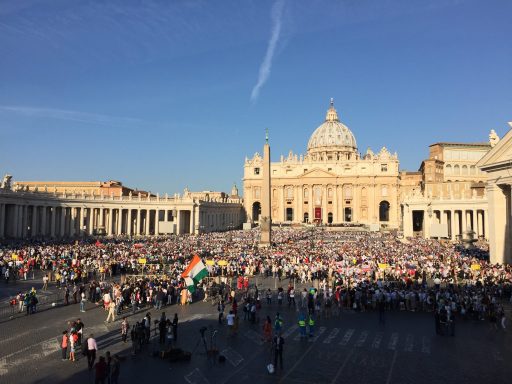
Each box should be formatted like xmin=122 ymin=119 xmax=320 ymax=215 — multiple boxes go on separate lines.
xmin=250 ymin=0 xmax=286 ymax=103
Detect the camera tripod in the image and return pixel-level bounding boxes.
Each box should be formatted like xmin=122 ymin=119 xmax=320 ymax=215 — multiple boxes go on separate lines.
xmin=191 ymin=330 xmax=209 ymax=355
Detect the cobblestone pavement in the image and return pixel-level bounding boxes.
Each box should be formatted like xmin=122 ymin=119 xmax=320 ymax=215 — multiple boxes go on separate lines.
xmin=0 ymin=278 xmax=511 ymax=384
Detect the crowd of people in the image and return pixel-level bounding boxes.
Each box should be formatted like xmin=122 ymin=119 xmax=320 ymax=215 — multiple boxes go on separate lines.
xmin=1 ymin=228 xmax=511 ymax=327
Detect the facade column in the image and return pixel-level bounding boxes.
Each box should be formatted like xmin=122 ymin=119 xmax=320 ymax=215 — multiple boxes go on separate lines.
xmin=41 ymin=206 xmax=47 ymax=237
xmin=308 ymin=185 xmax=313 ymax=223
xmin=322 ymin=185 xmax=328 ymax=224
xmin=487 ymin=185 xmax=509 ymax=264
xmin=333 ymin=185 xmax=338 ymax=224
xmin=297 ymin=185 xmax=302 ymax=223
xmin=476 ymin=210 xmax=482 ymax=238
xmin=137 ymin=209 xmax=141 ymax=235
xmin=352 ymin=185 xmax=358 ymax=222
xmin=31 ymin=206 xmax=37 ymax=238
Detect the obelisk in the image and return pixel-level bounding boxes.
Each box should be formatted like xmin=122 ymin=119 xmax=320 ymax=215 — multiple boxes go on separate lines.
xmin=260 ymin=129 xmax=272 ymax=246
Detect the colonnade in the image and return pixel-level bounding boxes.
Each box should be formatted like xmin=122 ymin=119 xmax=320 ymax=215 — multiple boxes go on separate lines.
xmin=402 ymin=203 xmax=488 ymax=240
xmin=0 ymin=191 xmax=244 ymax=239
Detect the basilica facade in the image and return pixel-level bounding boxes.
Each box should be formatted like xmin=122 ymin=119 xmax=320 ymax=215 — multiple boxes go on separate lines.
xmin=243 ymin=100 xmax=401 ymax=228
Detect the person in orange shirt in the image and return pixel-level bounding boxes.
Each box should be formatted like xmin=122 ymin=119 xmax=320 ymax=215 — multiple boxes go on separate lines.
xmin=61 ymin=331 xmax=68 ymax=361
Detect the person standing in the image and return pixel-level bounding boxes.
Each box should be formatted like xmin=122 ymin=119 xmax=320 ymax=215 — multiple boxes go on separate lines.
xmin=121 ymin=318 xmax=129 ymax=343
xmin=272 ymin=333 xmax=284 ymax=371
xmin=42 ymin=274 xmax=49 ymax=291
xmin=87 ymin=334 xmax=98 ymax=370
xmin=308 ymin=315 xmax=315 ymax=337
xmin=159 ymin=313 xmax=167 ymax=345
xmin=226 ymin=310 xmax=235 ymax=336
xmin=298 ymin=313 xmax=307 ymax=339
xmin=69 ymin=332 xmax=77 ymax=362
xmin=94 ymin=356 xmax=107 ymax=384
xmin=263 ymin=316 xmax=272 ymax=342
xmin=76 ymin=318 xmax=85 ymax=346
xmin=80 ymin=291 xmax=87 ymax=312
xmin=110 ymin=355 xmax=121 ymax=384
xmin=172 ymin=313 xmax=179 ymax=342
xmin=61 ymin=331 xmax=69 ymax=361
xmin=65 ymin=285 xmax=70 ymax=306
xmin=106 ymin=301 xmax=116 ymax=323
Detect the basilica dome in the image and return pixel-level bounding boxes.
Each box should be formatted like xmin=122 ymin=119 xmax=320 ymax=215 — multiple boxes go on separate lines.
xmin=307 ymin=99 xmax=357 ymax=155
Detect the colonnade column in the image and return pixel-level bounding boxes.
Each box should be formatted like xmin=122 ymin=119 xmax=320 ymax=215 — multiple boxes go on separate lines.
xmin=136 ymin=209 xmax=141 ymax=235
xmin=155 ymin=210 xmax=160 ymax=235
xmin=117 ymin=209 xmax=123 ymax=235
xmin=88 ymin=208 xmax=94 ymax=235
xmin=76 ymin=208 xmax=82 ymax=236
xmin=145 ymin=210 xmax=150 ymax=235
xmin=483 ymin=210 xmax=488 ymax=239
xmin=12 ymin=205 xmax=19 ymax=238
xmin=49 ymin=207 xmax=56 ymax=238
xmin=450 ymin=211 xmax=455 ymax=240
xmin=190 ymin=207 xmax=195 ymax=234
xmin=99 ymin=208 xmax=104 ymax=232
xmin=107 ymin=208 xmax=112 ymax=236
xmin=176 ymin=210 xmax=181 ymax=235
xmin=69 ymin=208 xmax=75 ymax=237
xmin=60 ymin=207 xmax=66 ymax=237
xmin=0 ymin=204 xmax=5 ymax=238
xmin=31 ymin=207 xmax=37 ymax=238
xmin=460 ymin=210 xmax=467 ymax=236
xmin=127 ymin=210 xmax=132 ymax=236
xmin=41 ymin=206 xmax=47 ymax=237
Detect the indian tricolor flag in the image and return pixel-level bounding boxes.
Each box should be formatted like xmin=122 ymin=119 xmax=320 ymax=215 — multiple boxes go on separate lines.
xmin=181 ymin=255 xmax=208 ymax=293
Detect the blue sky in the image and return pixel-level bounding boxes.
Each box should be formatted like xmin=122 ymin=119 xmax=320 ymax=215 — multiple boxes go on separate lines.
xmin=0 ymin=0 xmax=510 ymax=195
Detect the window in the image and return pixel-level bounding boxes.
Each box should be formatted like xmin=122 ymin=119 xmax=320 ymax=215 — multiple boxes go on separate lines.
xmin=381 ymin=186 xmax=388 ymax=196
xmin=254 ymin=187 xmax=260 ymax=199
xmin=462 ymin=165 xmax=468 ymax=175
xmin=254 ymin=168 xmax=260 ymax=175
xmin=445 ymin=164 xmax=452 ymax=175
xmin=381 ymin=164 xmax=388 ymax=172
xmin=286 ymin=187 xmax=293 ymax=199
xmin=303 ymin=189 xmax=309 ymax=198
xmin=328 ymin=188 xmax=333 ymax=198
xmin=454 ymin=165 xmax=460 ymax=175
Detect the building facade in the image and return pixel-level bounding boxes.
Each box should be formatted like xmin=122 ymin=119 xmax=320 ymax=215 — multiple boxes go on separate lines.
xmin=401 ymin=142 xmax=490 ymax=240
xmin=0 ymin=183 xmax=244 ymax=239
xmin=244 ymin=100 xmax=401 ymax=228
xmin=477 ymin=124 xmax=512 ymax=264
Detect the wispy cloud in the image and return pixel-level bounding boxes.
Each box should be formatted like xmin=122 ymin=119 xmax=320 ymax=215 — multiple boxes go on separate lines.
xmin=250 ymin=0 xmax=286 ymax=103
xmin=0 ymin=105 xmax=143 ymax=127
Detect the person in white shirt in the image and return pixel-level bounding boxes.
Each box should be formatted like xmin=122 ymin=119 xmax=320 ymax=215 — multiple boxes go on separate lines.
xmin=226 ymin=310 xmax=235 ymax=336
xmin=86 ymin=334 xmax=98 ymax=370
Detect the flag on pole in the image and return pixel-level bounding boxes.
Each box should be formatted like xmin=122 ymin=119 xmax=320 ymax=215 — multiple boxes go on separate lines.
xmin=184 ymin=276 xmax=196 ymax=293
xmin=181 ymin=255 xmax=208 ymax=292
